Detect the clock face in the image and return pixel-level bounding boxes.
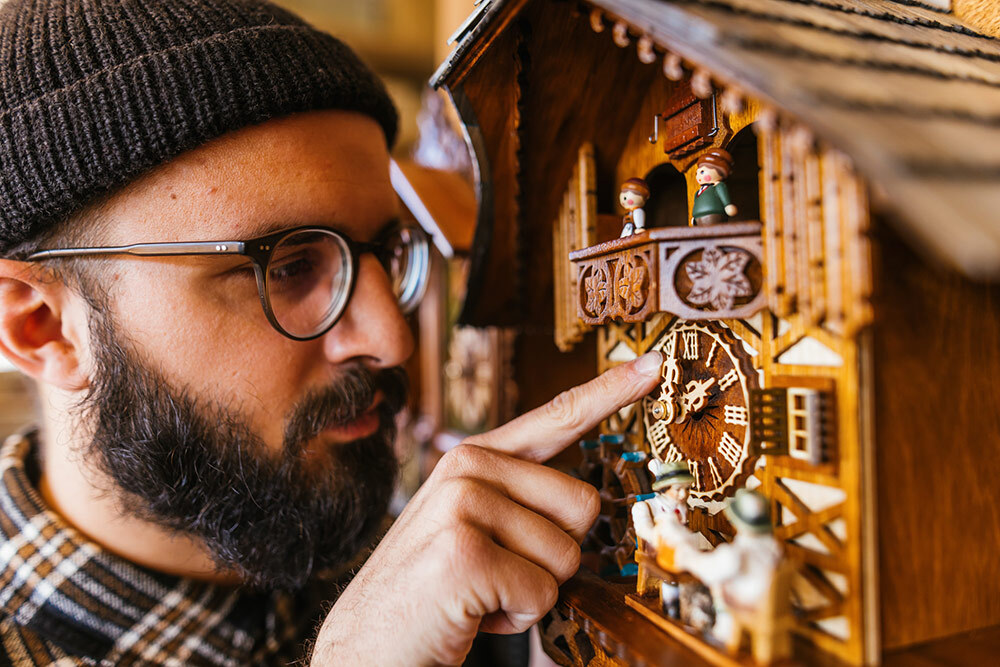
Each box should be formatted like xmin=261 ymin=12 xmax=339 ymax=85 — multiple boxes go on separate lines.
xmin=642 ymin=320 xmax=759 ymax=501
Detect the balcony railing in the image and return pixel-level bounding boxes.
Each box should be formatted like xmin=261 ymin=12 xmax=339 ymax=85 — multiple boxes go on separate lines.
xmin=569 ymin=222 xmax=765 ymax=325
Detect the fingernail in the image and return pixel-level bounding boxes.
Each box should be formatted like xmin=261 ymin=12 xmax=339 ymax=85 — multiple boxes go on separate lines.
xmin=636 ymin=351 xmax=663 ymax=374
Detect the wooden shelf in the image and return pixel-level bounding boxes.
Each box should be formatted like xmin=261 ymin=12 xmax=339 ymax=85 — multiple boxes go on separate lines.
xmin=544 ymin=570 xmax=854 ymax=667
xmin=544 ymin=569 xmax=714 ymax=666
xmin=548 ymin=571 xmax=1000 ymax=666
xmin=568 ymin=223 xmax=764 ymax=263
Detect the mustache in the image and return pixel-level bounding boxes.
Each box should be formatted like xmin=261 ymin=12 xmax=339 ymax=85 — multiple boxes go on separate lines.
xmin=282 ymin=366 xmax=409 ymax=449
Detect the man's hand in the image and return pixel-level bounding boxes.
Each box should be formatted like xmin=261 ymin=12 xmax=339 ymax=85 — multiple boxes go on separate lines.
xmin=311 ymin=351 xmax=663 ymax=666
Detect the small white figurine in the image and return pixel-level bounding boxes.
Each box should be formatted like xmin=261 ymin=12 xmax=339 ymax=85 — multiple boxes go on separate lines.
xmin=631 ymin=459 xmax=694 ymax=618
xmin=618 ymin=178 xmax=650 ymax=238
xmin=673 ymin=489 xmax=793 ymax=664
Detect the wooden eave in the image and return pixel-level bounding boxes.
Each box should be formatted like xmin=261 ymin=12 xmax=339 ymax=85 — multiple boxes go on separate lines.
xmin=434 ymin=0 xmax=1000 ymax=289
xmin=431 ymin=0 xmax=531 ymax=90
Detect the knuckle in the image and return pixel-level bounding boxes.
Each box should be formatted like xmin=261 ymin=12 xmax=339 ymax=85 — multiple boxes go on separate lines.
xmin=577 ymin=482 xmax=601 ymax=525
xmin=536 ymin=574 xmax=559 ymax=614
xmin=552 ymin=537 xmax=582 ymax=583
xmin=439 ymin=523 xmax=492 ymax=570
xmin=438 ymin=443 xmax=491 ymax=476
xmin=434 ymin=476 xmax=488 ymax=512
xmin=545 ymin=388 xmax=588 ymax=432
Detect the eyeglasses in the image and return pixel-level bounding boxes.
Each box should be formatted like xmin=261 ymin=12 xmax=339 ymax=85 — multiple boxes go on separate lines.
xmin=25 ymin=224 xmax=430 ymax=341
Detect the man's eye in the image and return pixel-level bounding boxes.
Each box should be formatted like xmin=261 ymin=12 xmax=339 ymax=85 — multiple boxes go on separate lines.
xmin=270 ymin=257 xmax=312 ymax=282
xmin=268 ymin=250 xmax=323 ymax=299
xmin=221 ymin=264 xmax=256 ymax=280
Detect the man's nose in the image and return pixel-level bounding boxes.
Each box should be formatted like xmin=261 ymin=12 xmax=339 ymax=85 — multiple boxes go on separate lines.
xmin=320 ymin=254 xmax=415 ymax=368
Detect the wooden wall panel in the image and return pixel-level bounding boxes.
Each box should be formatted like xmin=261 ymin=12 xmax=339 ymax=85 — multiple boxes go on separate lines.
xmin=873 ymin=219 xmax=1000 ymax=649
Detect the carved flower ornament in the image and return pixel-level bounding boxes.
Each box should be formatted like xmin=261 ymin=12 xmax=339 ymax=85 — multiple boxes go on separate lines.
xmin=685 ymin=247 xmax=752 ymax=311
xmin=584 ymin=266 xmax=610 ymax=315
xmin=617 ymin=257 xmax=648 ymax=312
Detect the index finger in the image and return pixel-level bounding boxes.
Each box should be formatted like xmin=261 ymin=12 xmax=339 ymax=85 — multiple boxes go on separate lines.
xmin=467 ymin=350 xmax=663 ymax=461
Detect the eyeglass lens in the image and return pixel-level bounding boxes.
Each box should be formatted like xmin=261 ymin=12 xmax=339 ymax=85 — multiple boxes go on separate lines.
xmin=265 ymin=226 xmax=428 ymax=338
xmin=382 ymin=227 xmax=429 ymax=314
xmin=267 ymin=230 xmax=352 ymax=338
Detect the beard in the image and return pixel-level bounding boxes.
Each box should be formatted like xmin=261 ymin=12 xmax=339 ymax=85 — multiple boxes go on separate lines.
xmin=74 ymin=305 xmax=406 ymax=591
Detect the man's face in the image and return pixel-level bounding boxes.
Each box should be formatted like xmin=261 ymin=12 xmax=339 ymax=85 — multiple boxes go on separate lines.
xmin=71 ymin=110 xmax=415 ymax=588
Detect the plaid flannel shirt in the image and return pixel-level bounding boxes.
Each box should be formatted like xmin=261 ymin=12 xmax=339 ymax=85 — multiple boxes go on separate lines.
xmin=0 ymin=432 xmax=336 ymax=666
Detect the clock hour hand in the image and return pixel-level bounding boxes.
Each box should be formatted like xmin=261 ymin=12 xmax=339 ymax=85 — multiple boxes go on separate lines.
xmin=681 ymin=377 xmax=716 ymax=416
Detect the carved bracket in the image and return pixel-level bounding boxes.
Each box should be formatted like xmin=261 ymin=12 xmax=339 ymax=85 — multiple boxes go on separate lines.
xmin=571 ymin=223 xmax=766 ymax=325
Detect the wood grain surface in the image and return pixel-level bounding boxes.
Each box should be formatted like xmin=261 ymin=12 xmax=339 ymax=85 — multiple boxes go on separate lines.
xmin=872 ymin=218 xmax=1000 ymax=649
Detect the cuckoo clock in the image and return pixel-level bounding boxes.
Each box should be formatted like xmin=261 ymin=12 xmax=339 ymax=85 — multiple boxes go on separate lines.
xmin=434 ymin=0 xmax=1000 ymax=665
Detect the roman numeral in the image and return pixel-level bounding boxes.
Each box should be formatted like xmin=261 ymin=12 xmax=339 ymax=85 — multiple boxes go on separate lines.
xmin=688 ymin=459 xmax=703 ymax=491
xmin=683 ymin=331 xmax=699 ymax=360
xmin=647 ymin=420 xmax=671 ymax=458
xmin=665 ymin=443 xmax=683 ymax=463
xmin=719 ymin=368 xmax=740 ymax=391
xmin=708 ymin=458 xmax=724 ymax=488
xmin=664 ymin=331 xmax=677 ymax=358
xmin=724 ymin=405 xmax=749 ymax=426
xmin=706 ymin=340 xmax=718 ymax=366
xmin=719 ymin=431 xmax=742 ymax=468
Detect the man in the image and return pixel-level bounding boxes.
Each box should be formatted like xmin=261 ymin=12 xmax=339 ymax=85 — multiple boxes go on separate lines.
xmin=0 ymin=0 xmax=663 ymax=665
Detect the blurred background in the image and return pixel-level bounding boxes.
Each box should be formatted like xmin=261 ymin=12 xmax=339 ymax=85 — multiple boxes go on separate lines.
xmin=271 ymin=0 xmax=472 ymax=154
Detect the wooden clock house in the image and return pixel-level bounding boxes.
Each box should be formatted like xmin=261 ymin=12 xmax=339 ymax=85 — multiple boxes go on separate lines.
xmin=432 ymin=0 xmax=1000 ymax=665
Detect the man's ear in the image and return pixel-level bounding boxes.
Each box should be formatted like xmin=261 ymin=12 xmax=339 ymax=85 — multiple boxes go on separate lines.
xmin=0 ymin=259 xmax=89 ymax=391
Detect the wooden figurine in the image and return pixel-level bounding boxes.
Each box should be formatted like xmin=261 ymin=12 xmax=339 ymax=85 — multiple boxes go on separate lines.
xmin=631 ymin=459 xmax=694 ymax=618
xmin=618 ymin=177 xmax=650 ymax=237
xmin=691 ymin=148 xmax=737 ymax=226
xmin=673 ymin=490 xmax=793 ymax=665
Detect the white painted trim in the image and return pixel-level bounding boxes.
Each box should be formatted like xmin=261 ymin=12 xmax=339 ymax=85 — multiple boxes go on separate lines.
xmin=390 ymin=159 xmax=455 ymax=259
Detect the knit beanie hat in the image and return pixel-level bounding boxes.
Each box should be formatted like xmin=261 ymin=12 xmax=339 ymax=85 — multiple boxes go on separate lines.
xmin=0 ymin=0 xmax=399 ymax=256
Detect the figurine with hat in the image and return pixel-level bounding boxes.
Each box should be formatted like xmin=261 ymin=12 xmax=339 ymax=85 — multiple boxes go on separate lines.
xmin=618 ymin=177 xmax=650 ymax=238
xmin=692 ymin=147 xmax=738 ymax=225
xmin=631 ymin=459 xmax=695 ymax=618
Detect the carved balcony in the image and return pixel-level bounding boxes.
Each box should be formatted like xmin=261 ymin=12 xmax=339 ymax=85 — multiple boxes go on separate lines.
xmin=569 ymin=222 xmax=765 ymax=325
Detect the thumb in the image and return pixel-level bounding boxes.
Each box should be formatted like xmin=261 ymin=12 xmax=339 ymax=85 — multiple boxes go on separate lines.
xmin=467 ymin=351 xmax=663 ymax=461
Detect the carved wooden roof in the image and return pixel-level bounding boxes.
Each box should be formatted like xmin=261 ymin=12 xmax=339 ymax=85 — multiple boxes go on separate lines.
xmin=434 ymin=0 xmax=1000 ymax=307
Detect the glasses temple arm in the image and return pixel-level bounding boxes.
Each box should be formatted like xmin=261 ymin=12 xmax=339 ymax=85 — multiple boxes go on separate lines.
xmin=26 ymin=241 xmax=247 ymax=260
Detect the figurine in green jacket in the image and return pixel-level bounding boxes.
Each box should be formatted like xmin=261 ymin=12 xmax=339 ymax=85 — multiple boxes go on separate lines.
xmin=691 ymin=148 xmax=737 ymax=226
